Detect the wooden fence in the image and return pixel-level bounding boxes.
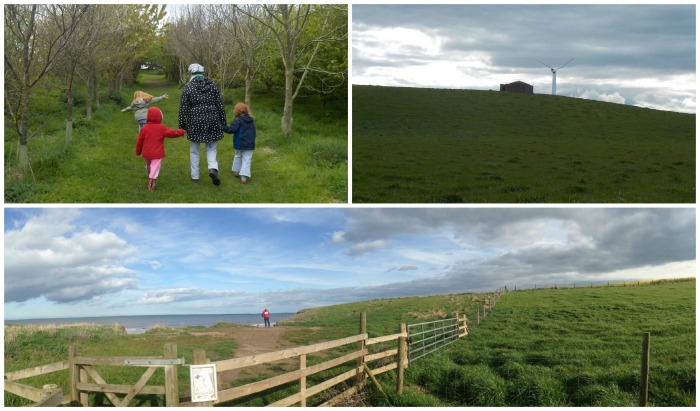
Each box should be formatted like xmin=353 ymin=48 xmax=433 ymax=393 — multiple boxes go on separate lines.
xmin=5 ymin=361 xmax=68 ymax=406
xmin=192 ymin=313 xmax=410 ymax=406
xmin=4 ymin=306 xmax=485 ymax=407
xmin=68 ymin=343 xmax=182 ymax=407
xmin=5 ymin=343 xmax=182 ymax=406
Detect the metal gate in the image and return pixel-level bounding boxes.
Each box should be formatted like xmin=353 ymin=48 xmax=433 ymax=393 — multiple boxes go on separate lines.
xmin=407 ymin=318 xmax=459 ymax=363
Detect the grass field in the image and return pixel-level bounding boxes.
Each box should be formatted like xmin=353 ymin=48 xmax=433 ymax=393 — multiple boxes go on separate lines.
xmin=352 ymin=85 xmax=695 ymax=203
xmin=4 ymin=280 xmax=694 ymax=406
xmin=392 ymin=280 xmax=696 ymax=407
xmin=4 ymin=72 xmax=347 ymax=203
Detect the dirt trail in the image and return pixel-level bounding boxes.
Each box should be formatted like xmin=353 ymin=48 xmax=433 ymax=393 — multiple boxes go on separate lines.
xmin=227 ymin=325 xmax=298 ymax=356
xmin=182 ymin=325 xmax=311 ymax=405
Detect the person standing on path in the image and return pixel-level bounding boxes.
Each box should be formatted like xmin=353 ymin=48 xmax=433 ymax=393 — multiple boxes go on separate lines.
xmin=262 ymin=308 xmax=271 ymax=328
xmin=178 ymin=63 xmax=227 ymax=185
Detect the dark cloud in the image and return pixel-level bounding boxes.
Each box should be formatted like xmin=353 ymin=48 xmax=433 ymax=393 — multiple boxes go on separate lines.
xmin=353 ymin=4 xmax=696 ymax=112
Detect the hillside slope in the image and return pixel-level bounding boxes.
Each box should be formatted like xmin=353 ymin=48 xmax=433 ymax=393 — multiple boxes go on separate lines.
xmin=396 ymin=280 xmax=695 ymax=406
xmin=352 ymin=85 xmax=695 ymax=203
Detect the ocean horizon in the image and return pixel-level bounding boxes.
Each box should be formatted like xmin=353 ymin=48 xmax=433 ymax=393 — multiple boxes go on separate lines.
xmin=4 ymin=313 xmax=296 ymax=334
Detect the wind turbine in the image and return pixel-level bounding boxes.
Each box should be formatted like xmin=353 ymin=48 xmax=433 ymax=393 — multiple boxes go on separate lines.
xmin=537 ymin=58 xmax=574 ymax=95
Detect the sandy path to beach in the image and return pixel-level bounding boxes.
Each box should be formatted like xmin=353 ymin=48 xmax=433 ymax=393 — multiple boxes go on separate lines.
xmin=181 ymin=325 xmax=317 ymax=405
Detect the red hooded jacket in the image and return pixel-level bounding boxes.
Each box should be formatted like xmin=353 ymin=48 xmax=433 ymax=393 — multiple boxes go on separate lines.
xmin=136 ymin=107 xmax=185 ymax=159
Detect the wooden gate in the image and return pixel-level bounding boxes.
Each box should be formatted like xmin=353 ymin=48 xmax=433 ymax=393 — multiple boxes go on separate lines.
xmin=68 ymin=343 xmax=182 ymax=407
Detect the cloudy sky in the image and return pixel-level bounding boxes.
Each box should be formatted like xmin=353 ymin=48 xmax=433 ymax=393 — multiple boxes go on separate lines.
xmin=4 ymin=208 xmax=695 ymax=320
xmin=352 ymin=4 xmax=696 ymax=113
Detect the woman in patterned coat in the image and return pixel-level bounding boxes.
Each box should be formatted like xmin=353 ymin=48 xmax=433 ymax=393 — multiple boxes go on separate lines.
xmin=178 ymin=63 xmax=227 ymax=185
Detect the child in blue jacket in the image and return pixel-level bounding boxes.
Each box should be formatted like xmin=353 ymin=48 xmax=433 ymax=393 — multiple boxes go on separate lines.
xmin=223 ymin=103 xmax=256 ymax=183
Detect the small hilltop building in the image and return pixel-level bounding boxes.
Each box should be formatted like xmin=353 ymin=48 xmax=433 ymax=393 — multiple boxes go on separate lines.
xmin=499 ymin=81 xmax=533 ymax=94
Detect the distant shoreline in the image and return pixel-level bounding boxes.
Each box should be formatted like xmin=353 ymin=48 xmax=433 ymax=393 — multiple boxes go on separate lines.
xmin=4 ymin=313 xmax=296 ymax=334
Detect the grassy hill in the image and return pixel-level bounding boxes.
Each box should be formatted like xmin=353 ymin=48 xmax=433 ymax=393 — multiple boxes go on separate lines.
xmin=4 ymin=72 xmax=347 ymax=203
xmin=352 ymin=85 xmax=695 ymax=203
xmin=286 ymin=280 xmax=695 ymax=406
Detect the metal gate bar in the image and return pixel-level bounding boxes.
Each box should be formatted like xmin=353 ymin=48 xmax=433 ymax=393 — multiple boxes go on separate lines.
xmin=407 ymin=318 xmax=459 ymax=363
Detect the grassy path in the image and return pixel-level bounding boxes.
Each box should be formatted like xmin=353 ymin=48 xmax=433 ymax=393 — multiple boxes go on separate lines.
xmin=5 ymin=72 xmax=347 ymax=203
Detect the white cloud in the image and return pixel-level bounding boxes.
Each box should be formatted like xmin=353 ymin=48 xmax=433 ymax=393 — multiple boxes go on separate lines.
xmin=137 ymin=288 xmax=246 ymax=305
xmin=578 ymin=89 xmax=626 ymax=104
xmin=5 ymin=211 xmax=138 ymax=303
xmin=633 ymin=92 xmax=696 ymax=114
xmin=147 ymin=260 xmax=162 ymax=270
xmin=349 ymin=240 xmax=387 ymax=256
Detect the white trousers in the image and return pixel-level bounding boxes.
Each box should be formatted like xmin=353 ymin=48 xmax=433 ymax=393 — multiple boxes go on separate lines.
xmin=232 ymin=150 xmax=253 ymax=177
xmin=190 ymin=141 xmax=218 ymax=179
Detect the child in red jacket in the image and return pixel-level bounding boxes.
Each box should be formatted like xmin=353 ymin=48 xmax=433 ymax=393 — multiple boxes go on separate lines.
xmin=135 ymin=107 xmax=185 ymax=191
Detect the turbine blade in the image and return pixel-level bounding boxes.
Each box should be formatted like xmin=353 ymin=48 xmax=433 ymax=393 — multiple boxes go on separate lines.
xmin=536 ymin=59 xmax=554 ymax=69
xmin=556 ymin=57 xmax=575 ymax=70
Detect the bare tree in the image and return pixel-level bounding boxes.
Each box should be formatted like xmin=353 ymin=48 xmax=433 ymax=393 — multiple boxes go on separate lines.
xmin=80 ymin=6 xmax=114 ymax=120
xmin=54 ymin=5 xmax=97 ymax=142
xmin=232 ymin=5 xmax=273 ymax=108
xmin=244 ymin=4 xmax=347 ymax=137
xmin=167 ymin=5 xmax=241 ymax=92
xmin=4 ymin=4 xmax=88 ymax=169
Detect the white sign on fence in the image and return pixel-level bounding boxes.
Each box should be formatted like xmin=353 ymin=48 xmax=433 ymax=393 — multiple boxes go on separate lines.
xmin=190 ymin=364 xmax=218 ymax=402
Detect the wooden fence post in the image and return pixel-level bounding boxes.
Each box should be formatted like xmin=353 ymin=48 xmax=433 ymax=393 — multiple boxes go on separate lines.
xmin=453 ymin=312 xmax=460 ymax=337
xmin=397 ymin=323 xmax=406 ymax=395
xmin=300 ymin=354 xmax=307 ymax=406
xmin=640 ymin=332 xmax=651 ymax=406
xmin=69 ymin=345 xmax=79 ymax=406
xmin=477 ymin=305 xmax=480 ymax=325
xmin=193 ymin=349 xmax=213 ymax=407
xmin=164 ymin=343 xmax=180 ymax=407
xmin=357 ymin=313 xmax=367 ymax=385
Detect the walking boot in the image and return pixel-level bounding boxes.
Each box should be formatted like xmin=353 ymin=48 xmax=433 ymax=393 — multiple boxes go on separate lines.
xmin=209 ymin=168 xmax=220 ymax=186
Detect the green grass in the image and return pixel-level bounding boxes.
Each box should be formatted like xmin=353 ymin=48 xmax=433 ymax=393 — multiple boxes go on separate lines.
xmin=352 ymin=85 xmax=695 ymax=203
xmin=4 ymin=323 xmax=241 ymax=406
xmin=5 ymin=280 xmax=694 ymax=406
xmin=399 ymin=280 xmax=696 ymax=406
xmin=4 ymin=71 xmax=347 ymax=203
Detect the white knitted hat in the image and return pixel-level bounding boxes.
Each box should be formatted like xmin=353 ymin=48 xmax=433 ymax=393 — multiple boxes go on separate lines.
xmin=188 ymin=63 xmax=204 ymax=74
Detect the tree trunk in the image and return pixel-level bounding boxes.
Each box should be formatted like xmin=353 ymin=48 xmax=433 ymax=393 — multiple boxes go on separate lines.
xmin=282 ymin=65 xmax=294 ymax=137
xmin=86 ymin=71 xmax=94 ymax=120
xmin=66 ymin=87 xmax=74 ymax=142
xmin=66 ymin=94 xmax=74 ymax=142
xmin=18 ymin=86 xmax=31 ymax=169
xmin=244 ymin=67 xmax=253 ymax=108
xmin=93 ymin=71 xmax=100 ymax=109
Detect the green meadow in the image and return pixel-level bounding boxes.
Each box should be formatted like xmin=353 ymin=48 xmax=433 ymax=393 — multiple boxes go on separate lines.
xmin=5 ymin=280 xmax=694 ymax=406
xmin=4 ymin=72 xmax=347 ymax=203
xmin=352 ymin=85 xmax=695 ymax=203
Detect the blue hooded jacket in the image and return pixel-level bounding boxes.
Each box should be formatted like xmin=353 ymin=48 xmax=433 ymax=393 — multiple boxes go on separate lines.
xmin=223 ymin=113 xmax=256 ymax=150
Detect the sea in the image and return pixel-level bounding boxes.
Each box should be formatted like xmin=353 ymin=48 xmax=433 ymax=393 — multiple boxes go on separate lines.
xmin=4 ymin=313 xmax=296 ymax=335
